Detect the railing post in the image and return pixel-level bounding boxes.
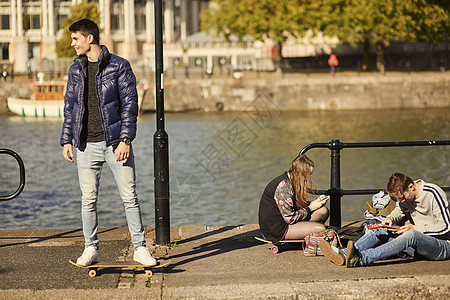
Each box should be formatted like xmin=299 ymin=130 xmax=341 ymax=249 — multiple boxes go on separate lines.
xmin=329 ymin=140 xmax=342 ymax=227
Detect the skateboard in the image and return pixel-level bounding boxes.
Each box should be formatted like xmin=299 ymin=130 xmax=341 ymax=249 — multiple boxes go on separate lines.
xmin=255 ymin=236 xmax=304 ymax=254
xmin=69 ymin=259 xmax=171 ymax=278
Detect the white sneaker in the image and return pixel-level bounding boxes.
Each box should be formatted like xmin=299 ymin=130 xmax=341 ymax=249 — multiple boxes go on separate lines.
xmin=133 ymin=246 xmax=157 ymax=266
xmin=76 ymin=247 xmax=98 ymax=266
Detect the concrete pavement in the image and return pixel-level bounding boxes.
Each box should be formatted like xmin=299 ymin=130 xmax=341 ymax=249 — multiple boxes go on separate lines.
xmin=1 ymin=224 xmax=449 ymax=299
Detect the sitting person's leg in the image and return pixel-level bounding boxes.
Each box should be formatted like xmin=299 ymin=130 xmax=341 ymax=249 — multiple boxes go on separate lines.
xmin=310 ymin=206 xmax=329 ymax=224
xmin=348 ymin=230 xmax=450 ymax=267
xmin=361 ymin=230 xmax=450 ymax=264
xmin=284 ymin=221 xmax=326 ymax=240
xmin=284 ymin=206 xmax=329 ymax=240
xmin=354 ymin=228 xmax=393 ymax=252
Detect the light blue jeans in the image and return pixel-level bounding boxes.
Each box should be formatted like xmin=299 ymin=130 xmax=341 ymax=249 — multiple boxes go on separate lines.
xmin=355 ymin=228 xmax=450 ymax=266
xmin=76 ymin=141 xmax=146 ymax=249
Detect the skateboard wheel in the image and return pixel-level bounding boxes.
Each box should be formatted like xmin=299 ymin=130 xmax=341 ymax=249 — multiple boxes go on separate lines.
xmin=145 ymin=270 xmax=153 ymax=277
xmin=88 ymin=269 xmax=97 ymax=277
xmin=271 ymin=245 xmax=279 ymax=254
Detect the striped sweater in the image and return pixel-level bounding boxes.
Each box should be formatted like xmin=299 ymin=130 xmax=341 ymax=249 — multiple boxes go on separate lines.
xmin=388 ymin=180 xmax=450 ymax=240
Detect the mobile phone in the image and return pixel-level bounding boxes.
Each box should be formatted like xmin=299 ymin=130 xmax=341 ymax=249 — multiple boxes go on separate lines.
xmin=324 ymin=195 xmax=330 ymax=201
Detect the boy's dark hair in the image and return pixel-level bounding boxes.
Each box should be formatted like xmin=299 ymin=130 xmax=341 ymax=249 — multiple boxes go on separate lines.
xmin=69 ymin=19 xmax=100 ymax=45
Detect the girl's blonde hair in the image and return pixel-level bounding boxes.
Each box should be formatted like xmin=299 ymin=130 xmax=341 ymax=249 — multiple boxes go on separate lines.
xmin=288 ymin=155 xmax=314 ymax=209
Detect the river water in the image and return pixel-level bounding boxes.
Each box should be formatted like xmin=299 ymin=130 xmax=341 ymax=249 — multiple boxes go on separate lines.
xmin=1 ymin=107 xmax=449 ymax=231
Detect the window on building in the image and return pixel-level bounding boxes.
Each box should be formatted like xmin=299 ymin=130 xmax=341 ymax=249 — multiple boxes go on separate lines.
xmin=23 ymin=15 xmax=30 ymax=31
xmin=31 ymin=15 xmax=40 ymax=29
xmin=136 ymin=14 xmax=146 ymax=32
xmin=0 ymin=15 xmax=9 ymax=30
xmin=111 ymin=15 xmax=120 ymax=30
xmin=111 ymin=2 xmax=124 ymax=31
xmin=0 ymin=43 xmax=9 ymax=60
xmin=29 ymin=42 xmax=39 ymax=58
xmin=23 ymin=15 xmax=41 ymax=30
xmin=56 ymin=15 xmax=67 ymax=30
xmin=135 ymin=7 xmax=146 ymax=32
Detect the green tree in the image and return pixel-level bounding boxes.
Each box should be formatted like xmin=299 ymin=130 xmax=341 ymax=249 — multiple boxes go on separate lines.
xmin=320 ymin=0 xmax=450 ymax=72
xmin=201 ymin=0 xmax=449 ymax=72
xmin=200 ymin=0 xmax=319 ymax=71
xmin=56 ymin=0 xmax=101 ymax=58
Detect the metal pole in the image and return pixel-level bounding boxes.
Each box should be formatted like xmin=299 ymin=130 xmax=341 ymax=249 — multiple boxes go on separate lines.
xmin=154 ymin=0 xmax=170 ymax=245
xmin=329 ymin=140 xmax=342 ymax=227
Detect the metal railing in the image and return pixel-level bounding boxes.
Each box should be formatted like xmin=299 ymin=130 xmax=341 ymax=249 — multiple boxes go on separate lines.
xmin=299 ymin=139 xmax=450 ymax=228
xmin=0 ymin=148 xmax=26 ymax=201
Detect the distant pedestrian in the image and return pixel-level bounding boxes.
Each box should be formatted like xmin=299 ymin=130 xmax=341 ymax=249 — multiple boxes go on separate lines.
xmin=321 ymin=172 xmax=450 ymax=267
xmin=60 ymin=19 xmax=156 ymax=267
xmin=328 ymin=54 xmax=338 ymax=76
xmin=258 ymin=155 xmax=329 ymax=243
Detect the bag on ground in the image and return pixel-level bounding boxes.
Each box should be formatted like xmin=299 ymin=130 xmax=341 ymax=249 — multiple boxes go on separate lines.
xmin=303 ymin=228 xmax=341 ymax=256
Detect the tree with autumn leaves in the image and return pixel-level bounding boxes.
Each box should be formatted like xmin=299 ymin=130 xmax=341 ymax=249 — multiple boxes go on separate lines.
xmin=201 ymin=0 xmax=449 ymax=72
xmin=319 ymin=0 xmax=450 ymax=71
xmin=201 ymin=0 xmax=322 ymax=71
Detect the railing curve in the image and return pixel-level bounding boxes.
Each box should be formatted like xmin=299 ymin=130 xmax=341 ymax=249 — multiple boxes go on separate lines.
xmin=0 ymin=148 xmax=26 ymax=201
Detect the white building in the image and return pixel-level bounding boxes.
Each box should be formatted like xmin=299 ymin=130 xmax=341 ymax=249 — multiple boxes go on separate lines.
xmin=0 ymin=0 xmax=279 ymax=75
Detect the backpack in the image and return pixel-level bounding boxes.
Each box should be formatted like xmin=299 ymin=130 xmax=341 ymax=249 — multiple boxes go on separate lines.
xmin=364 ymin=191 xmax=396 ymax=233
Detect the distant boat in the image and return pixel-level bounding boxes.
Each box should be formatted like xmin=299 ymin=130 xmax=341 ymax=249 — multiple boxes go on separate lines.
xmin=7 ymin=81 xmax=152 ymax=118
xmin=7 ymin=82 xmax=65 ymax=118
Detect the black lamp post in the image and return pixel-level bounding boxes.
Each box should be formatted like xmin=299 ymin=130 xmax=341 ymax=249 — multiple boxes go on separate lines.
xmin=153 ymin=0 xmax=170 ymax=245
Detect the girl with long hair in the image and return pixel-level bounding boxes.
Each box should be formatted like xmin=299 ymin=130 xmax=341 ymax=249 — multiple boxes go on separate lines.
xmin=258 ymin=155 xmax=329 ymax=242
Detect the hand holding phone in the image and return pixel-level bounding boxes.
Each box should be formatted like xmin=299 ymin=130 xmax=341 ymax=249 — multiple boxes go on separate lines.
xmin=309 ymin=195 xmax=329 ymax=211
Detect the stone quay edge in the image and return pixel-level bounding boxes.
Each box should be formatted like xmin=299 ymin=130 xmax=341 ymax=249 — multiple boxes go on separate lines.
xmin=1 ymin=223 xmax=449 ymax=299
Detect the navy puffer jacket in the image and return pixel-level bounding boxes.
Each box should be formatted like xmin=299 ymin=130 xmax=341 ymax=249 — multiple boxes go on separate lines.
xmin=60 ymin=45 xmax=138 ymax=149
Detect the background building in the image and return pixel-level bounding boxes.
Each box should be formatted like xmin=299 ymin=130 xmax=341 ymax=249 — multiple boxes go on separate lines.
xmin=0 ymin=1 xmax=207 ymax=74
xmin=0 ymin=0 xmax=274 ymax=77
xmin=0 ymin=0 xmax=448 ymax=78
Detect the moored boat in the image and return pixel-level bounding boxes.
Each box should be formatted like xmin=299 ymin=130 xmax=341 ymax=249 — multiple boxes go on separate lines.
xmin=7 ymin=81 xmax=151 ymax=118
xmin=7 ymin=82 xmax=65 ymax=118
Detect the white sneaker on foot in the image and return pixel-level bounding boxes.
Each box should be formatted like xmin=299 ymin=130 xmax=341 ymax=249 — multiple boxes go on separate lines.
xmin=76 ymin=247 xmax=98 ymax=266
xmin=134 ymin=246 xmax=157 ymax=266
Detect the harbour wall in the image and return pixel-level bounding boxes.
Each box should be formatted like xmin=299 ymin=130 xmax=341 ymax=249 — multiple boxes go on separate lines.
xmin=1 ymin=72 xmax=449 ymax=114
xmin=143 ymin=72 xmax=449 ymax=112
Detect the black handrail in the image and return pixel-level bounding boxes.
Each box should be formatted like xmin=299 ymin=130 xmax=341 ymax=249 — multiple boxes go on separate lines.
xmin=299 ymin=139 xmax=450 ymax=227
xmin=0 ymin=148 xmax=26 ymax=201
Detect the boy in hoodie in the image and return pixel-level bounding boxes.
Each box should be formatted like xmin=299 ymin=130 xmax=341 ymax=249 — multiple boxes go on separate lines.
xmin=321 ymin=172 xmax=450 ymax=267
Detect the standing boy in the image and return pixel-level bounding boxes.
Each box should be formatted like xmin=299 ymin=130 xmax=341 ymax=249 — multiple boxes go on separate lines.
xmin=60 ymin=19 xmax=156 ymax=266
